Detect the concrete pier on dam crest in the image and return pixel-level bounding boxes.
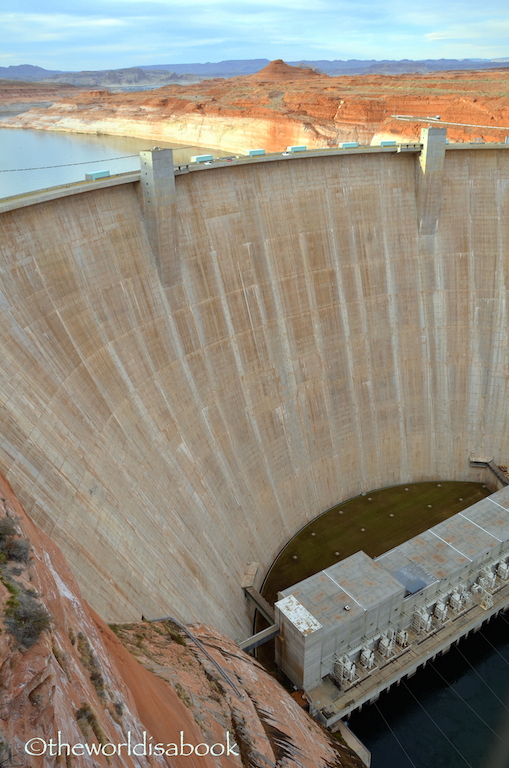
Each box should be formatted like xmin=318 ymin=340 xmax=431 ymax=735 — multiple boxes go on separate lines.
xmin=1 ymin=129 xmax=509 ymax=646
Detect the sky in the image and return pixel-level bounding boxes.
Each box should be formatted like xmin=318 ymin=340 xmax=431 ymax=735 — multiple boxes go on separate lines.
xmin=1 ymin=0 xmax=508 ymax=72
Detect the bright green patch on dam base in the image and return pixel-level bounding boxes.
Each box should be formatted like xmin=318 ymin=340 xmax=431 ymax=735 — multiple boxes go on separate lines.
xmin=262 ymin=482 xmax=491 ymax=605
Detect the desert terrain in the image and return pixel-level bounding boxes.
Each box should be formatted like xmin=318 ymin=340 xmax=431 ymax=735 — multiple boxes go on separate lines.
xmin=0 ymin=473 xmax=362 ymax=767
xmin=0 ymin=79 xmax=87 ymax=114
xmin=1 ymin=60 xmax=509 ymax=151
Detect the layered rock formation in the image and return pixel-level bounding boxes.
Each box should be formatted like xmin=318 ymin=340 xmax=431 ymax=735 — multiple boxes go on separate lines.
xmin=35 ymin=67 xmax=205 ymax=89
xmin=0 ymin=473 xmax=362 ymax=767
xmin=246 ymin=59 xmax=322 ymax=82
xmin=2 ymin=62 xmax=509 ymax=149
xmin=0 ymin=79 xmax=84 ymax=113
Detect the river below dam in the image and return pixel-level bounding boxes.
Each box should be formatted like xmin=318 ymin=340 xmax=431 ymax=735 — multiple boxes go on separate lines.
xmin=348 ymin=611 xmax=509 ymax=768
xmin=0 ymin=123 xmax=232 ymax=199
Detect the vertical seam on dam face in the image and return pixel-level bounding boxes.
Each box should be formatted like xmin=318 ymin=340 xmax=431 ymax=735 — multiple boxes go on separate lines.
xmin=1 ymin=147 xmax=509 ymax=639
xmin=324 ymin=188 xmax=366 ymax=491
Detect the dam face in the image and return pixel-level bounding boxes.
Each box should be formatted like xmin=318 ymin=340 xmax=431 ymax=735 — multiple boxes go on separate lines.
xmin=1 ymin=144 xmax=508 ymax=638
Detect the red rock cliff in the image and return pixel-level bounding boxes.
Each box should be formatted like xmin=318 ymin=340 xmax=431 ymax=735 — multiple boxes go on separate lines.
xmin=2 ymin=63 xmax=509 ymax=150
xmin=0 ymin=473 xmax=363 ymax=767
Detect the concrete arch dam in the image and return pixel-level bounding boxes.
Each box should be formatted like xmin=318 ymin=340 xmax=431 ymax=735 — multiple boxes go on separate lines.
xmin=1 ymin=135 xmax=508 ymax=640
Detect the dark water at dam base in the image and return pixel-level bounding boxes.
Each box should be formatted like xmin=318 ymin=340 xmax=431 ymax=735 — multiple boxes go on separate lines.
xmin=348 ymin=610 xmax=509 ymax=768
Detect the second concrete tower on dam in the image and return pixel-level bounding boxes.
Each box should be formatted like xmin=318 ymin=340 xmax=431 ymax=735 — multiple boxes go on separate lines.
xmin=0 ymin=130 xmax=508 ymax=639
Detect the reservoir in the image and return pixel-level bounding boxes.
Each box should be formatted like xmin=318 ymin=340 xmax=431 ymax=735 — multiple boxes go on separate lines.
xmin=0 ymin=124 xmax=232 ymax=199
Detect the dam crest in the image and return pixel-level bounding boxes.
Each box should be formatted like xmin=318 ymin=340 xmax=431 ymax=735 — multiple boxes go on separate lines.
xmin=1 ymin=131 xmax=509 ymax=639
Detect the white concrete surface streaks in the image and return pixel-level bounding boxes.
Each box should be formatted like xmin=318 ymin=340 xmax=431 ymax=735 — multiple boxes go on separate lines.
xmin=0 ymin=148 xmax=508 ymax=638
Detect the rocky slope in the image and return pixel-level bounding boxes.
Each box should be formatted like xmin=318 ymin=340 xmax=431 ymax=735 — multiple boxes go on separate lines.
xmin=0 ymin=472 xmax=363 ymax=768
xmin=1 ymin=60 xmax=509 ymax=151
xmin=37 ymin=67 xmax=206 ymax=89
xmin=0 ymin=79 xmax=88 ymax=114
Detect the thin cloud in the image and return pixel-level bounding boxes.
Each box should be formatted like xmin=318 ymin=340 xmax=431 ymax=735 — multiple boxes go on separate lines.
xmin=2 ymin=13 xmax=129 ymax=37
xmin=107 ymin=0 xmax=330 ymax=8
xmin=425 ymin=19 xmax=509 ymax=41
xmin=3 ymin=0 xmax=509 ymax=70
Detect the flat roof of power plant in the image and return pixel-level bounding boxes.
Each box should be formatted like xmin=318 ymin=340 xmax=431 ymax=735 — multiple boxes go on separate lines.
xmin=280 ymin=571 xmax=365 ymax=631
xmin=376 ymin=548 xmax=437 ymax=592
xmin=378 ymin=491 xmax=509 ymax=584
xmin=459 ymin=488 xmax=509 ymax=543
xmin=324 ymin=552 xmax=407 ymax=608
xmin=430 ymin=515 xmax=500 ymax=558
xmin=383 ymin=531 xmax=471 ymax=581
xmin=278 ymin=551 xmax=405 ymax=632
xmin=276 ymin=594 xmax=323 ymax=635
xmin=486 ymin=485 xmax=509 ymax=510
xmin=279 ymin=486 xmax=509 ymax=630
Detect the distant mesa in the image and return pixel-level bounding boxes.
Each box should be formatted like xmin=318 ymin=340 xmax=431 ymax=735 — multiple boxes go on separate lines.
xmin=248 ymin=59 xmax=323 ymax=82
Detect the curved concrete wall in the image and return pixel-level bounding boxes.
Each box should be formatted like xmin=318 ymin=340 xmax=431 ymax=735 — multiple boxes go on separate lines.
xmin=1 ymin=149 xmax=508 ymax=638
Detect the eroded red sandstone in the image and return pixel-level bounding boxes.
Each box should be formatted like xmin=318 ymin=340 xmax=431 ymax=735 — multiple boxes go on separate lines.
xmin=0 ymin=474 xmax=363 ymax=767
xmin=2 ymin=62 xmax=509 ymax=149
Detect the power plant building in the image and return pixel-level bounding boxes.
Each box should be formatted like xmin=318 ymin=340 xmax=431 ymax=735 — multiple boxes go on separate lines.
xmin=275 ymin=485 xmax=509 ymax=699
xmin=275 ymin=553 xmax=405 ymax=689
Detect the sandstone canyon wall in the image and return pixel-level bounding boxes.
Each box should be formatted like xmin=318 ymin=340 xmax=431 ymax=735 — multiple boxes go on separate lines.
xmin=3 ymin=62 xmax=509 ymax=149
xmin=0 ymin=148 xmax=508 ymax=640
xmin=0 ymin=473 xmax=360 ymax=767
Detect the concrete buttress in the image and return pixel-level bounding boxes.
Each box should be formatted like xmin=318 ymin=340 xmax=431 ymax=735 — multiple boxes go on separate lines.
xmin=417 ymin=127 xmax=447 ymax=240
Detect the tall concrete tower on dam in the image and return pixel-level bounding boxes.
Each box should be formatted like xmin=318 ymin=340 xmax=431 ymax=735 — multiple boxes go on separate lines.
xmin=0 ymin=130 xmax=509 ymax=640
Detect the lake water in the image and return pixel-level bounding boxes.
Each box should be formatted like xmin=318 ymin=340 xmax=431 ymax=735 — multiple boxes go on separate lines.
xmin=0 ymin=123 xmax=233 ymax=199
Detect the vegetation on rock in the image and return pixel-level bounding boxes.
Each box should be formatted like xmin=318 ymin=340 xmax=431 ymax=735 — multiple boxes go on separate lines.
xmin=0 ymin=512 xmax=51 ymax=649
